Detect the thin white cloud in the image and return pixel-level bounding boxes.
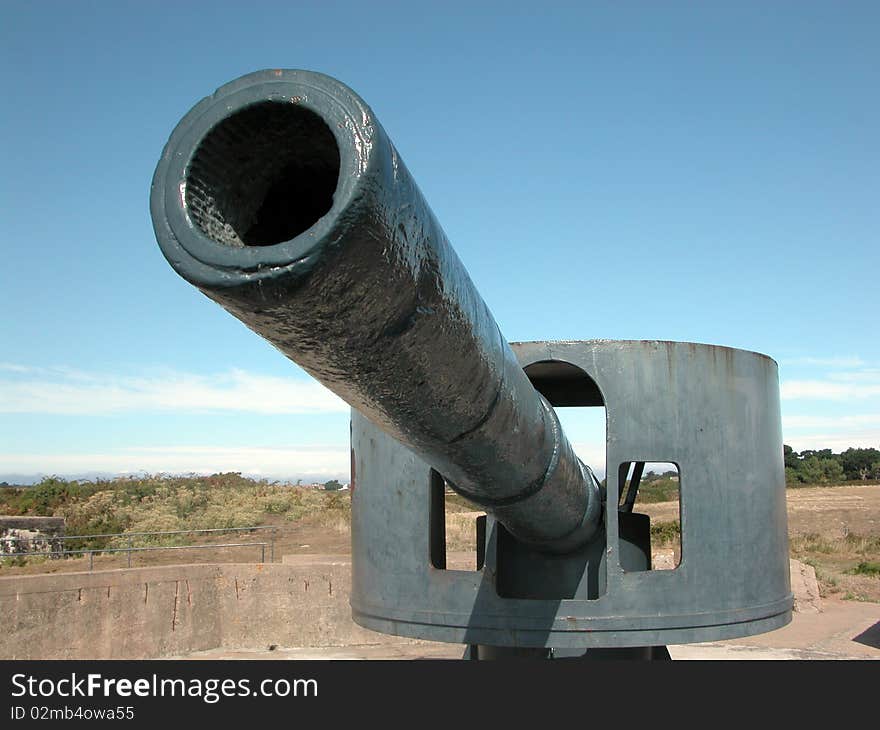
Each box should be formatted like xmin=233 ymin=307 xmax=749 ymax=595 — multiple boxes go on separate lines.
xmin=783 ymin=431 xmax=880 ymax=452
xmin=0 ymin=363 xmax=34 ymax=373
xmin=0 ymin=366 xmax=348 ymax=415
xmin=781 ymin=356 xmax=866 ymax=368
xmin=780 ymin=379 xmax=880 ymax=401
xmin=827 ymin=369 xmax=880 ymax=382
xmin=0 ymin=445 xmax=350 ymax=479
xmin=783 ymin=414 xmax=880 ymax=430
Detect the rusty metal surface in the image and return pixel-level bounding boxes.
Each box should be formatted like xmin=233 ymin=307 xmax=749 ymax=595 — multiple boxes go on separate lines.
xmin=150 ymin=69 xmax=600 ymax=551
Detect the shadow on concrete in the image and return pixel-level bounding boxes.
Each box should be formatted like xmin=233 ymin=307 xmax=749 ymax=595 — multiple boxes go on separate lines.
xmin=853 ymin=620 xmax=880 ymax=649
xmin=460 ymin=520 xmax=669 ymax=660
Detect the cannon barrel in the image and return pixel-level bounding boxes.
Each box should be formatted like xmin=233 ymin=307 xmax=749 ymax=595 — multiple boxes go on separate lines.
xmin=150 ymin=69 xmax=601 ymax=552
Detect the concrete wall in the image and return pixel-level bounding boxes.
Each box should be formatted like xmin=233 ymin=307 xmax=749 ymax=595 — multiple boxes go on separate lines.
xmin=0 ymin=517 xmax=65 ymax=533
xmin=0 ymin=559 xmax=406 ymax=659
xmin=0 ymin=556 xmax=819 ymax=659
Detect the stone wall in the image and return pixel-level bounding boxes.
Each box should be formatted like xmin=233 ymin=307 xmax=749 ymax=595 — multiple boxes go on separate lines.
xmin=0 ymin=516 xmax=65 ymax=557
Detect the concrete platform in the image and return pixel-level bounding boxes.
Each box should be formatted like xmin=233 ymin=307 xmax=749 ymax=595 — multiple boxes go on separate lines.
xmin=175 ymin=597 xmax=880 ymax=660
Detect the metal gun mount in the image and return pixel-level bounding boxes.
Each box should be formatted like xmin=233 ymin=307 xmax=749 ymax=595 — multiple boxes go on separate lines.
xmin=151 ymin=69 xmax=792 ymax=659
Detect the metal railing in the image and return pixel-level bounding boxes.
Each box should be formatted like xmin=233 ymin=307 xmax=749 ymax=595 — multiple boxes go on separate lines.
xmin=0 ymin=525 xmax=278 ymax=571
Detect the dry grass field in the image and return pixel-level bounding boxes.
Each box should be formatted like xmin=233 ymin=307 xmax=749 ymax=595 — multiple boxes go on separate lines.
xmin=2 ymin=477 xmax=878 ymax=604
xmin=639 ymin=484 xmax=880 ymax=602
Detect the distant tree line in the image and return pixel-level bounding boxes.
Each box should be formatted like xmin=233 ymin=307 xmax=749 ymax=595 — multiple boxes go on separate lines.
xmin=784 ymin=445 xmax=880 ymax=485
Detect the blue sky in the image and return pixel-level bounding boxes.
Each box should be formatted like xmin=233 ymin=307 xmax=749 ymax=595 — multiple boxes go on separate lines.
xmin=1 ymin=1 xmax=877 ymax=482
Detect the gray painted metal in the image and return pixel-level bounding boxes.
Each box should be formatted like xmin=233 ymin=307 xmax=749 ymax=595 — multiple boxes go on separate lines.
xmin=351 ymin=340 xmax=792 ymax=648
xmin=150 ymin=69 xmax=600 ymax=552
xmin=150 ymin=70 xmax=792 ymax=651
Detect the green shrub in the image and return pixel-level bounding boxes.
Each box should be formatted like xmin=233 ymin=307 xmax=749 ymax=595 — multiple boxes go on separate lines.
xmin=636 ymin=478 xmax=680 ymax=504
xmin=849 ymin=562 xmax=880 ymax=577
xmin=650 ymin=520 xmax=680 ymax=545
xmin=0 ymin=474 xmax=353 ymax=552
xmin=1 ymin=556 xmax=28 ymax=568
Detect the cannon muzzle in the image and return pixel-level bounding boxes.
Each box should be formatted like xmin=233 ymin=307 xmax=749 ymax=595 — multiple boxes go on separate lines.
xmin=150 ymin=69 xmax=601 ymax=552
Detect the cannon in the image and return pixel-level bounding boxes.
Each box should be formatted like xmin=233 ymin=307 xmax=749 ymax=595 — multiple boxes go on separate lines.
xmin=151 ymin=69 xmax=792 ymax=659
